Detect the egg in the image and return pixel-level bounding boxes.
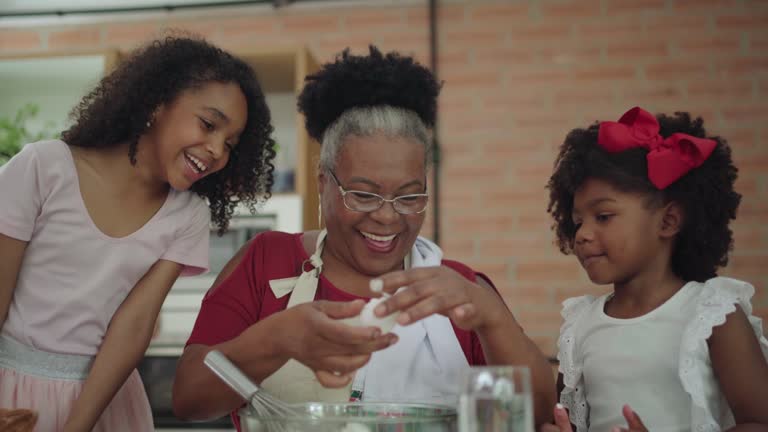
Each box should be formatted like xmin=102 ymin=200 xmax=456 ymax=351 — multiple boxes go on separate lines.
xmin=359 ymin=296 xmax=398 ymax=333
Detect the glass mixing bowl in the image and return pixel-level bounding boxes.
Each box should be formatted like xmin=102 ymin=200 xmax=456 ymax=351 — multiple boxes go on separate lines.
xmin=238 ymin=402 xmax=457 ymax=432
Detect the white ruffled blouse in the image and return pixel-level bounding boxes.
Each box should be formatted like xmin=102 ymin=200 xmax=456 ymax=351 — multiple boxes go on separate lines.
xmin=557 ymin=277 xmax=768 ymax=432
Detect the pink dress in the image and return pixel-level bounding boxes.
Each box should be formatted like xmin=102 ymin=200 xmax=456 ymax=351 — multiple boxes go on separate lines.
xmin=0 ymin=140 xmax=210 ymax=431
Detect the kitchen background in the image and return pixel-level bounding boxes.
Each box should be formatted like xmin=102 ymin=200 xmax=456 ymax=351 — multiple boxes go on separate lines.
xmin=1 ymin=0 xmax=766 ymax=428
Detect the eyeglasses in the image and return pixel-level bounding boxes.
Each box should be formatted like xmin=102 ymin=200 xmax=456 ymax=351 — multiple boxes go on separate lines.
xmin=328 ymin=170 xmax=429 ymax=215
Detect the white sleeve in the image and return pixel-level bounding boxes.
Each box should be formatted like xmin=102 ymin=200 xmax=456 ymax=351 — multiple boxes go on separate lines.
xmin=678 ymin=277 xmax=768 ymax=431
xmin=557 ymin=295 xmax=597 ymax=432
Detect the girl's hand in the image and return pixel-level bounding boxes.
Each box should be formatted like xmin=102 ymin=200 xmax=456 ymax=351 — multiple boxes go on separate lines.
xmin=539 ymin=404 xmax=574 ymax=432
xmin=274 ymin=299 xmax=397 ymax=387
xmin=612 ymin=405 xmax=648 ymax=432
xmin=370 ymin=266 xmax=508 ymax=331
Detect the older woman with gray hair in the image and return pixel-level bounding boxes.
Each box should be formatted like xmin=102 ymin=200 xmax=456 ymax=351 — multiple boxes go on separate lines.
xmin=172 ymin=46 xmax=555 ymax=430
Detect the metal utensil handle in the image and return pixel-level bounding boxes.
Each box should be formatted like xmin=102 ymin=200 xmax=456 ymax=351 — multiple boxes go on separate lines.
xmin=204 ymin=350 xmax=259 ymax=402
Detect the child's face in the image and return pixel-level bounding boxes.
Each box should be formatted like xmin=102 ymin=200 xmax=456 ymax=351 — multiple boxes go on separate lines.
xmin=571 ymin=177 xmax=666 ymax=285
xmin=144 ymin=81 xmax=247 ymax=191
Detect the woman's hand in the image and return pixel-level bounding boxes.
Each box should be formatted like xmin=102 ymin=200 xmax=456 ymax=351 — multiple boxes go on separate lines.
xmin=275 ymin=299 xmax=398 ymax=387
xmin=538 ymin=404 xmax=647 ymax=432
xmin=370 ymin=266 xmax=508 ymax=331
xmin=539 ymin=404 xmax=574 ymax=432
xmin=612 ymin=405 xmax=648 ymax=432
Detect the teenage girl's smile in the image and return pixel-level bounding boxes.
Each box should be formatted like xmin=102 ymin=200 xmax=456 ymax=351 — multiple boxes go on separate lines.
xmin=145 ymin=82 xmax=247 ymax=191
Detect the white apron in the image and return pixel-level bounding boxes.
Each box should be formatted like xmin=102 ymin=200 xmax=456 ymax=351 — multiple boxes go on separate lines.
xmin=260 ymin=230 xmax=470 ymax=406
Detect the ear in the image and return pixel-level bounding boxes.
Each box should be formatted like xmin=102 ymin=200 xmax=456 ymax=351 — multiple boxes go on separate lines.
xmin=659 ymin=201 xmax=684 ymax=239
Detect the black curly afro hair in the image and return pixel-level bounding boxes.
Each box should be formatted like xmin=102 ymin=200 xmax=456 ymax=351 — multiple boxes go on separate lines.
xmin=297 ymin=45 xmax=441 ymax=142
xmin=546 ymin=111 xmax=741 ymax=282
xmin=62 ymin=34 xmax=275 ymax=234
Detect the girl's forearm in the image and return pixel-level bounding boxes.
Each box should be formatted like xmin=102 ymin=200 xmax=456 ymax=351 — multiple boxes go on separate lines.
xmin=63 ymin=310 xmax=155 ymax=432
xmin=477 ymin=315 xmax=557 ymax=428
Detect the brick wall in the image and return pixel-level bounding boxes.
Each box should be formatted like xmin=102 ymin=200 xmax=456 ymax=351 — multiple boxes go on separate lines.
xmin=2 ymin=0 xmax=766 ymax=356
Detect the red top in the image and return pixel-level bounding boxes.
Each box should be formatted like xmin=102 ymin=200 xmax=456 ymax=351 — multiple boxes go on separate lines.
xmin=187 ymin=231 xmax=490 ymax=427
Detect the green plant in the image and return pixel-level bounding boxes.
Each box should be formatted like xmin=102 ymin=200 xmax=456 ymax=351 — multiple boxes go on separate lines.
xmin=0 ymin=104 xmax=58 ymax=165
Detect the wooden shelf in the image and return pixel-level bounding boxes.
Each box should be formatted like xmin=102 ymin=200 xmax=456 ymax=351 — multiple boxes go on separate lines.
xmin=221 ymin=45 xmax=320 ymax=231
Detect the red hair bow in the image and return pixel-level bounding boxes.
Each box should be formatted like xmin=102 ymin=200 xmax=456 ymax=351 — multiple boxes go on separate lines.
xmin=597 ymin=107 xmax=717 ymax=189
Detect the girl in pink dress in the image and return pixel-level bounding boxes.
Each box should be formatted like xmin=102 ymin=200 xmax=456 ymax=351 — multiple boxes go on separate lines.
xmin=0 ymin=35 xmax=276 ymax=431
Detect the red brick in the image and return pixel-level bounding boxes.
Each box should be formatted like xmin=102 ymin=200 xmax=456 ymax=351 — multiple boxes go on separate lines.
xmin=480 ymin=136 xmax=550 ymax=159
xmin=103 ymin=23 xmax=158 ymax=47
xmin=716 ymin=13 xmax=768 ymax=31
xmin=445 ymin=28 xmax=506 ymax=47
xmin=719 ymin=128 xmax=758 ymax=152
xmin=509 ymin=23 xmax=573 ymax=42
xmin=644 ymin=61 xmax=710 ymax=81
xmin=541 ymin=2 xmax=601 ymax=19
xmin=448 ymin=214 xmax=517 ymax=235
xmin=574 ymin=65 xmax=637 ymax=82
xmin=376 ymin=30 xmax=428 ymax=51
xmin=750 ymin=34 xmax=768 ymax=53
xmin=213 ymin=16 xmax=278 ymax=39
xmin=480 ymin=234 xmax=552 ymax=259
xmin=480 ymin=91 xmax=544 ymax=110
xmin=722 ymin=104 xmax=768 ymax=124
xmin=674 ymin=0 xmax=740 ymax=9
xmin=514 ymin=111 xmax=574 ymax=129
xmin=555 ymin=86 xmax=615 ymax=105
xmin=474 ymin=46 xmax=537 ymax=66
xmin=646 ymin=15 xmax=711 ymax=39
xmin=737 ymin=199 xmax=768 ymax=225
xmin=715 ymin=57 xmax=768 ymax=78
xmin=678 ymin=34 xmax=741 ymax=56
xmin=441 ymin=69 xmax=504 ymax=90
xmin=443 ymin=159 xmax=507 ymax=182
xmin=281 ymin=14 xmax=340 ymax=33
xmin=517 ymin=259 xmax=582 ymax=283
xmin=438 ymin=49 xmax=471 ymax=69
xmin=605 ymin=40 xmax=669 ymax=60
xmin=579 ymin=22 xmax=644 ymax=40
xmin=442 ymin=236 xmax=475 ymax=257
xmin=343 ymin=10 xmax=405 ymax=32
xmin=406 ymin=4 xmax=465 ymax=27
xmin=621 ymin=85 xmax=685 ymax=105
xmin=468 ymin=3 xmax=530 ymax=23
xmin=314 ymin=35 xmax=375 ymax=58
xmin=686 ymin=78 xmax=754 ymax=100
xmin=48 ymin=28 xmax=101 ymax=50
xmin=0 ymin=30 xmax=42 ymax=51
xmin=538 ymin=44 xmax=602 ymax=65
xmin=506 ymin=69 xmax=573 ymax=87
xmin=606 ymin=0 xmax=666 ymax=14
xmin=500 ymin=284 xmax=555 ymax=306
xmin=729 ymin=255 xmax=768 ymax=277
xmin=733 ymin=226 xmax=768 ymax=251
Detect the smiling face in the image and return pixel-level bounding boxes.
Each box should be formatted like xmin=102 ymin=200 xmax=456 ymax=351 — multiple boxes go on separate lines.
xmin=571 ymin=177 xmax=669 ymax=285
xmin=320 ymin=133 xmax=427 ymax=277
xmin=141 ymin=81 xmax=247 ymax=191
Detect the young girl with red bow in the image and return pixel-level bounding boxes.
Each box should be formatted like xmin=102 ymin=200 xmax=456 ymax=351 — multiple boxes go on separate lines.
xmin=542 ymin=107 xmax=768 ymax=432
